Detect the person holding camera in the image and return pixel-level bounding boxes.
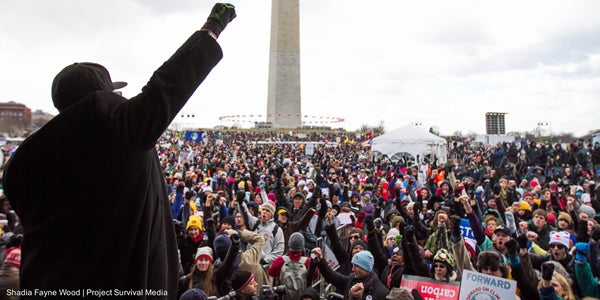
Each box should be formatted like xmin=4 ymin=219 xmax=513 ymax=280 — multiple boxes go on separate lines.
xmin=2 ymin=3 xmax=236 ymax=295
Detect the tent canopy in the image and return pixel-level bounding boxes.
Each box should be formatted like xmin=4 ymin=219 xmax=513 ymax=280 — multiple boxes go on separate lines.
xmin=371 ymin=125 xmax=448 ymax=164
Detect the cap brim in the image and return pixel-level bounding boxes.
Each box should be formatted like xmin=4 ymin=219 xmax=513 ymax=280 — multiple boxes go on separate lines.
xmin=112 ymin=81 xmax=128 ymax=90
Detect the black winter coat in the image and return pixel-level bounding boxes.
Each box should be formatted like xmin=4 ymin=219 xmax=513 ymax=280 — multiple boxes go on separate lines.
xmin=3 ymin=30 xmax=222 ymax=297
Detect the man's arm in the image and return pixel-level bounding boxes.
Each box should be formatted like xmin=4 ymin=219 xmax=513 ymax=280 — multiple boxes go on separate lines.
xmin=99 ymin=5 xmax=235 ymax=148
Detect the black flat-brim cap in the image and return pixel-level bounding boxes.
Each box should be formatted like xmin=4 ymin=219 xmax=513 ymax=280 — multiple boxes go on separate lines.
xmin=51 ymin=62 xmax=127 ymax=111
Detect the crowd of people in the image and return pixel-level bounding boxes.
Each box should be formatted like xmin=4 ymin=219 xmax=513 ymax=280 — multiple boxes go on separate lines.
xmin=1 ymin=1 xmax=600 ymax=297
xmin=2 ymin=126 xmax=600 ymax=299
xmin=98 ymin=129 xmax=598 ymax=299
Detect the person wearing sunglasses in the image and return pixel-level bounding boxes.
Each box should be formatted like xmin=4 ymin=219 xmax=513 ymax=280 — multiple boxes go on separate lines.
xmin=431 ymin=249 xmax=457 ymax=282
xmin=528 ymin=231 xmax=579 ymax=296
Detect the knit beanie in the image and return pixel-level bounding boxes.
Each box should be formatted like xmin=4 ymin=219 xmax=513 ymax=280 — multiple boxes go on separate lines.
xmin=557 ymin=212 xmax=572 ymax=225
xmin=351 ymin=240 xmax=368 ymax=253
xmin=221 ymin=216 xmax=235 ymax=228
xmin=518 ymin=201 xmax=532 ymax=212
xmin=231 ymin=270 xmax=255 ymax=293
xmin=213 ymin=235 xmax=232 ymax=261
xmin=195 ymin=246 xmax=213 ymax=263
xmin=261 ymin=202 xmax=276 ymax=216
xmin=351 ymin=250 xmax=374 ymax=272
xmin=187 ymin=215 xmax=203 ymax=231
xmin=288 ymin=232 xmax=305 ymax=252
xmin=433 ymin=249 xmax=455 ymax=271
xmin=179 ymin=288 xmax=208 ymax=300
xmin=387 ymin=228 xmax=400 ymax=240
xmin=549 ymin=231 xmax=571 ymax=249
xmin=579 ymin=205 xmax=596 ymax=219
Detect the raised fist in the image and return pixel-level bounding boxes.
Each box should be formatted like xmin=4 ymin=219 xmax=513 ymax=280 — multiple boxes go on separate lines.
xmin=450 ymin=215 xmax=461 ymax=237
xmin=517 ymin=234 xmax=529 ymax=249
xmin=236 ymin=190 xmax=245 ymax=203
xmin=202 ymin=3 xmax=236 ymax=37
xmin=541 ymin=262 xmax=555 ymax=281
xmin=505 ymin=239 xmax=517 ymax=258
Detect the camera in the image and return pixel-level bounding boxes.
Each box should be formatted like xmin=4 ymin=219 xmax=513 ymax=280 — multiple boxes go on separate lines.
xmin=260 ymin=285 xmax=286 ymax=300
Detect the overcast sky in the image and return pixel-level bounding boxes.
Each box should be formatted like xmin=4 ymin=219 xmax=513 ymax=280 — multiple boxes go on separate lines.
xmin=1 ymin=1 xmax=599 ymax=136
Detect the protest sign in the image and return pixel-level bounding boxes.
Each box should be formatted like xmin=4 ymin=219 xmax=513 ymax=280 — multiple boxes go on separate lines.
xmin=459 ymin=270 xmax=516 ymax=300
xmin=337 ymin=212 xmax=353 ymax=225
xmin=400 ymin=275 xmax=460 ymax=300
xmin=460 ymin=218 xmax=477 ymax=250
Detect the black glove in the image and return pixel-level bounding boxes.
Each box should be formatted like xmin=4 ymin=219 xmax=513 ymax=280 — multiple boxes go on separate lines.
xmin=414 ymin=201 xmax=422 ymax=215
xmin=517 ymin=234 xmax=528 ymax=249
xmin=505 ymin=239 xmax=518 ymax=258
xmin=592 ymin=225 xmax=600 ymax=241
xmin=201 ymin=3 xmax=236 ymax=37
xmin=236 ymin=190 xmax=246 ymax=203
xmin=541 ymin=262 xmax=555 ymax=281
xmin=365 ymin=215 xmax=375 ymax=232
xmin=450 ymin=215 xmax=461 ymax=237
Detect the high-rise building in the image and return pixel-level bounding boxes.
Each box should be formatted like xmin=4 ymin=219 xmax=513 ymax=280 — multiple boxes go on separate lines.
xmin=485 ymin=112 xmax=507 ymax=135
xmin=266 ymin=0 xmax=301 ymax=128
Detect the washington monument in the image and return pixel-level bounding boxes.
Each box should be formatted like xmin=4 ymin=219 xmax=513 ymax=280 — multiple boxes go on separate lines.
xmin=266 ymin=0 xmax=301 ymax=128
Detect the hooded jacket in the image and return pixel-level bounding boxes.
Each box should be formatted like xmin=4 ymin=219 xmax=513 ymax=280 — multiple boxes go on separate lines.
xmin=2 ymin=30 xmax=222 ymax=296
xmin=244 ymin=204 xmax=284 ymax=265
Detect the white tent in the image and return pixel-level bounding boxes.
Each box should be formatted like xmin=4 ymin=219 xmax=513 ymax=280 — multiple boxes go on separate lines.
xmin=371 ymin=125 xmax=448 ymax=164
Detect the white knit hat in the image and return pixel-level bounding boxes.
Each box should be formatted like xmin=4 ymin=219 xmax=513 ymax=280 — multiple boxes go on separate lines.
xmin=387 ymin=228 xmax=400 ymax=240
xmin=548 ymin=231 xmax=570 ymax=249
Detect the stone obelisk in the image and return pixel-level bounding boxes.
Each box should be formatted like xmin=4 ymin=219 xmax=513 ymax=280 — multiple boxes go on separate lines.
xmin=266 ymin=0 xmax=301 ymax=128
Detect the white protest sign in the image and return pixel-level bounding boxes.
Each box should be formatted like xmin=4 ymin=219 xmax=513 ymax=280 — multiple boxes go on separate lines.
xmin=305 ymin=143 xmax=315 ymax=155
xmin=459 ymin=270 xmax=516 ymax=300
xmin=337 ymin=212 xmax=353 ymax=225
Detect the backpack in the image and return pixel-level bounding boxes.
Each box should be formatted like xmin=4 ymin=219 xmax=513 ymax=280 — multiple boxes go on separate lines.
xmin=279 ymin=255 xmax=308 ymax=299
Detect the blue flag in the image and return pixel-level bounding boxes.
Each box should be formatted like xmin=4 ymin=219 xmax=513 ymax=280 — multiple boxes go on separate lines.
xmin=185 ymin=131 xmax=203 ymax=142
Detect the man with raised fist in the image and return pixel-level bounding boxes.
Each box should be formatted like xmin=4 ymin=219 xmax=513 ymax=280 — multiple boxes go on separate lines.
xmin=3 ymin=3 xmax=236 ymax=297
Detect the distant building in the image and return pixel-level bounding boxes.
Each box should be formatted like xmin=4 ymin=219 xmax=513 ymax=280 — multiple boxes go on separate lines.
xmin=485 ymin=112 xmax=507 ymax=135
xmin=0 ymin=101 xmax=32 ymax=134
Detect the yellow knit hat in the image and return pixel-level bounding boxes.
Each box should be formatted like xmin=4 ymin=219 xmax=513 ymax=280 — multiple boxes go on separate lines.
xmin=186 ymin=215 xmax=203 ymax=231
xmin=519 ymin=202 xmax=532 ymax=212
